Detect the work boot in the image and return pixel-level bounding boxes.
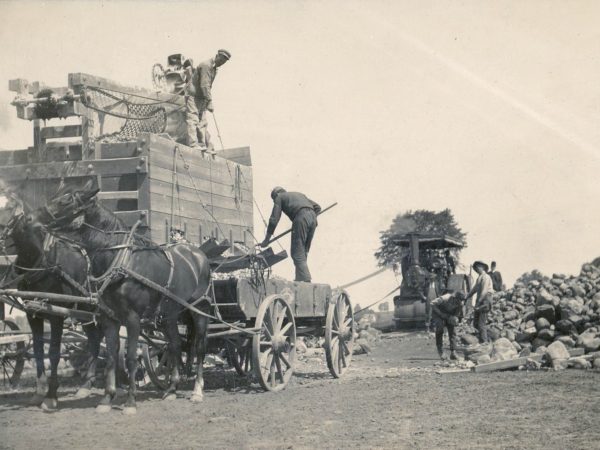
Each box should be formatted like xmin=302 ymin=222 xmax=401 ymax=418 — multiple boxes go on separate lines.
xmin=449 ymin=351 xmax=458 ymax=360
xmin=438 ymin=350 xmax=446 ymax=360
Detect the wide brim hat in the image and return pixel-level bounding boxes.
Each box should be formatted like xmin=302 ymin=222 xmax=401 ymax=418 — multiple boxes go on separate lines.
xmin=473 ymin=260 xmax=489 ymax=272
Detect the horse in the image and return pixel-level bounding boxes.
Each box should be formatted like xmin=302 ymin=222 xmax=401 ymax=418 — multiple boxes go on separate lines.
xmin=1 ymin=195 xmax=103 ymax=410
xmin=38 ymin=181 xmax=213 ymax=414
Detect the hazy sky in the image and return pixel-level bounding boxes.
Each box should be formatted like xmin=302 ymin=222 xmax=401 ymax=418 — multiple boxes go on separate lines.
xmin=1 ymin=1 xmax=600 ymax=308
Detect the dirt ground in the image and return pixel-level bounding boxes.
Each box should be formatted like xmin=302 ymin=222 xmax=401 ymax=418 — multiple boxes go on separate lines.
xmin=1 ymin=331 xmax=599 ymax=449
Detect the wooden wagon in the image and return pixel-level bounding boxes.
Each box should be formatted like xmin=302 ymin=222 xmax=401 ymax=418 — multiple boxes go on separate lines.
xmin=0 ymin=71 xmax=355 ymax=391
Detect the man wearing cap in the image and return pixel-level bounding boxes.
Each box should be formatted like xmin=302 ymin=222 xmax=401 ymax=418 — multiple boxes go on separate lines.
xmin=488 ymin=261 xmax=504 ymax=292
xmin=260 ymin=187 xmax=321 ymax=282
xmin=465 ymin=260 xmax=493 ymax=343
xmin=184 ymin=49 xmax=231 ymax=151
xmin=431 ymin=291 xmax=466 ymax=360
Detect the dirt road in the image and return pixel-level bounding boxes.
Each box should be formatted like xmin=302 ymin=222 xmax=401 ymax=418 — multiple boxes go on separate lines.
xmin=1 ymin=332 xmax=598 ymax=449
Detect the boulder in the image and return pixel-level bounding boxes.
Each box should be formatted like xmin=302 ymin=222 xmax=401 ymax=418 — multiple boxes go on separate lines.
xmin=555 ymin=319 xmax=577 ymax=335
xmin=577 ymin=332 xmax=600 ymax=352
xmin=488 ymin=328 xmax=501 ymax=341
xmin=505 ymin=329 xmax=516 ymax=342
xmin=535 ymin=305 xmax=556 ymax=324
xmin=537 ymin=329 xmax=555 ymax=341
xmin=460 ymin=334 xmax=479 ymax=346
xmin=535 ymin=318 xmax=551 ymax=331
xmin=593 ymin=358 xmax=600 ymax=369
xmin=555 ymin=335 xmax=576 ymax=347
xmin=490 ymin=338 xmax=518 ymax=362
xmin=516 ymin=330 xmax=536 ymax=343
xmin=476 ymin=354 xmax=491 ymax=365
xmin=546 ymin=341 xmax=570 ymax=370
xmin=569 ymin=357 xmax=591 ymax=369
xmin=503 ymin=310 xmax=519 ymax=321
xmin=536 ymin=288 xmax=555 ymax=306
xmin=532 ymin=338 xmax=551 ymax=351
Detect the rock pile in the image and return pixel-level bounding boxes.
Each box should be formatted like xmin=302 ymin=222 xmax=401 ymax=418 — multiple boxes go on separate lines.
xmin=353 ymin=313 xmax=382 ymax=355
xmin=458 ymin=263 xmax=600 ymax=370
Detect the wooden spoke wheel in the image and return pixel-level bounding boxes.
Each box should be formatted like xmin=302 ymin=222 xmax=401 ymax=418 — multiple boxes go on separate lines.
xmin=252 ymin=295 xmax=296 ymax=392
xmin=141 ymin=331 xmax=170 ymax=391
xmin=325 ymin=290 xmax=354 ymax=378
xmin=226 ymin=336 xmax=252 ymax=376
xmin=0 ymin=319 xmax=26 ymax=387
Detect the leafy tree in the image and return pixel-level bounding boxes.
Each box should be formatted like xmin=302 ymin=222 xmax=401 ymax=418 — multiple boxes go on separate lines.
xmin=515 ymin=270 xmax=548 ymax=285
xmin=374 ymin=209 xmax=467 ymax=267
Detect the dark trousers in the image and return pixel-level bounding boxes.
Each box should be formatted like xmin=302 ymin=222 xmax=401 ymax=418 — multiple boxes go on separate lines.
xmin=434 ymin=318 xmax=456 ymax=354
xmin=473 ymin=310 xmax=488 ymax=343
xmin=291 ymin=208 xmax=317 ymax=282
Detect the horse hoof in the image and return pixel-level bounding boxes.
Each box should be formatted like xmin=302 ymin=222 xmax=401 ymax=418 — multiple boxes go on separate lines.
xmin=74 ymin=388 xmax=91 ymax=399
xmin=163 ymin=393 xmax=176 ymax=401
xmin=122 ymin=406 xmax=137 ymax=415
xmin=96 ymin=404 xmax=112 ymax=413
xmin=41 ymin=398 xmax=58 ymax=411
xmin=190 ymin=394 xmax=204 ymax=403
xmin=28 ymin=394 xmax=45 ymax=407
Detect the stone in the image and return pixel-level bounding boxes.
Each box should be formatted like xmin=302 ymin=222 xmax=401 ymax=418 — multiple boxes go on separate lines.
xmin=578 ymin=333 xmax=600 ymax=352
xmin=555 ymin=319 xmax=577 ymax=335
xmin=546 ymin=341 xmax=570 ymax=370
xmin=537 ymin=329 xmax=555 ymax=341
xmin=535 ymin=318 xmax=551 ymax=331
xmin=536 ymin=288 xmax=555 ymax=306
xmin=535 ymin=305 xmax=556 ymax=324
xmin=461 ymin=334 xmax=479 ymax=346
xmin=490 ymin=338 xmax=518 ymax=362
xmin=556 ymin=336 xmax=576 ymax=347
xmin=476 ymin=354 xmax=491 ymax=365
xmin=532 ymin=338 xmax=551 ymax=351
xmin=296 ymin=338 xmax=308 ymax=354
xmin=593 ymin=358 xmax=600 ymax=369
xmin=488 ymin=328 xmax=501 ymax=341
xmin=525 ymin=320 xmax=536 ymax=329
xmin=516 ymin=330 xmax=536 ymax=343
xmin=569 ymin=357 xmax=591 ymax=369
xmin=519 ymin=347 xmax=531 ymax=357
xmin=505 ymin=330 xmax=516 ymax=342
xmin=503 ymin=310 xmax=519 ymax=321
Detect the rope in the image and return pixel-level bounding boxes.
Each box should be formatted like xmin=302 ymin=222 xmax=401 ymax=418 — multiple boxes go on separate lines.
xmin=339 ymin=267 xmax=387 ymax=289
xmin=354 ymin=285 xmax=400 ymax=314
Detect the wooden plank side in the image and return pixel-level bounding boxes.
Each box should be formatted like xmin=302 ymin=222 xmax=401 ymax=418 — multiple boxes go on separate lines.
xmin=0 ymin=149 xmax=30 ymax=166
xmin=148 ymin=179 xmax=253 ymax=213
xmin=149 ymin=193 xmax=252 ymax=226
xmin=100 ymin=141 xmax=141 ymax=159
xmin=149 ymin=165 xmax=252 ymax=198
xmin=0 ymin=157 xmax=146 ymax=181
xmin=472 ymin=357 xmax=528 ymax=373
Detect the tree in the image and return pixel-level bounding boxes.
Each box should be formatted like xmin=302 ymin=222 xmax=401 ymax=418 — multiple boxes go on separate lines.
xmin=374 ymin=209 xmax=467 ymax=267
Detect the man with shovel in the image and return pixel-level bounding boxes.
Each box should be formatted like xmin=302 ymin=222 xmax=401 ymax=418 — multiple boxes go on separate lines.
xmin=260 ymin=187 xmax=321 ymax=282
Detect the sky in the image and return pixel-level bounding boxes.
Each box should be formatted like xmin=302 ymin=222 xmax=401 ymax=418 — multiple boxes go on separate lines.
xmin=1 ymin=1 xmax=600 ymax=309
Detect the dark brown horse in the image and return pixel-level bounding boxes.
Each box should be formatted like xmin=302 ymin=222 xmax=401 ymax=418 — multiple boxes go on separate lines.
xmin=1 ymin=196 xmax=102 ymax=410
xmin=39 ymin=182 xmax=212 ymax=414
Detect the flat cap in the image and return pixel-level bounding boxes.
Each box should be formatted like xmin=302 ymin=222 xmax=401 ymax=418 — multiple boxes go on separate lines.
xmin=217 ymin=49 xmax=232 ymax=59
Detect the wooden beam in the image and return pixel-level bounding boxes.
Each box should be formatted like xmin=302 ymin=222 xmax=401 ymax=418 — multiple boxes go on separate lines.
xmin=0 ymin=157 xmax=147 ymax=181
xmin=97 ymin=190 xmax=139 ymax=200
xmin=0 ymin=334 xmax=30 ymax=345
xmin=40 ymin=125 xmax=82 ymax=140
xmin=472 ymin=357 xmax=528 ymax=373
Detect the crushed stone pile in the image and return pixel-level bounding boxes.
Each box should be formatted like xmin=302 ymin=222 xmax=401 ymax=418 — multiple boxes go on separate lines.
xmin=457 ymin=262 xmax=600 ymax=370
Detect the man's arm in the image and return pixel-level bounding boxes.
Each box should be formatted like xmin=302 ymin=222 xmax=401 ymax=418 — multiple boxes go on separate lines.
xmin=198 ymin=64 xmax=213 ymax=111
xmin=309 ymin=198 xmax=321 ymax=214
xmin=260 ymin=198 xmax=283 ymax=246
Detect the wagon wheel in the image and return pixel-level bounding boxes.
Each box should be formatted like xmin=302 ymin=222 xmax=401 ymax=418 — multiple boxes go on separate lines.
xmin=252 ymin=294 xmax=296 ymax=392
xmin=118 ymin=337 xmax=152 ymax=389
xmin=325 ymin=290 xmax=354 ymax=378
xmin=141 ymin=331 xmax=170 ymax=391
xmin=225 ymin=336 xmax=252 ymax=376
xmin=0 ymin=319 xmax=26 ymax=387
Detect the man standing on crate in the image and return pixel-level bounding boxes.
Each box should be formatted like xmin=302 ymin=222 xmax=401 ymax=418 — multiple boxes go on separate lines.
xmin=260 ymin=187 xmax=321 ymax=283
xmin=184 ymin=49 xmax=231 ymax=152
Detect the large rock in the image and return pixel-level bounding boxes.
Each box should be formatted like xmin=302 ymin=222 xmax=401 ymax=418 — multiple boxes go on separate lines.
xmin=577 ymin=331 xmax=600 ymax=352
xmin=536 ymin=288 xmax=554 ymax=307
xmin=555 ymin=319 xmax=577 ymax=335
xmin=516 ymin=329 xmax=536 ymax=343
xmin=535 ymin=318 xmax=551 ymax=331
xmin=569 ymin=357 xmax=591 ymax=369
xmin=490 ymin=337 xmax=518 ymax=362
xmin=503 ymin=310 xmax=519 ymax=321
xmin=593 ymin=358 xmax=600 ymax=369
xmin=546 ymin=341 xmax=570 ymax=370
xmin=532 ymin=338 xmax=551 ymax=351
xmin=556 ymin=335 xmax=576 ymax=347
xmin=461 ymin=334 xmax=479 ymax=346
xmin=537 ymin=329 xmax=555 ymax=341
xmin=535 ymin=305 xmax=556 ymax=324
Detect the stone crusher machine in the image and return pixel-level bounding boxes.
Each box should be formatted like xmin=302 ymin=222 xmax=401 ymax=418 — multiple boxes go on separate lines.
xmin=392 ymin=233 xmax=471 ymax=329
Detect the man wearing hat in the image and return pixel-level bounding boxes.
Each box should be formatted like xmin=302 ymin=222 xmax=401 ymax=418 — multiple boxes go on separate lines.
xmin=465 ymin=260 xmax=493 ymax=343
xmin=184 ymin=49 xmax=231 ymax=151
xmin=430 ymin=291 xmax=467 ymax=360
xmin=260 ymin=187 xmax=321 ymax=282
